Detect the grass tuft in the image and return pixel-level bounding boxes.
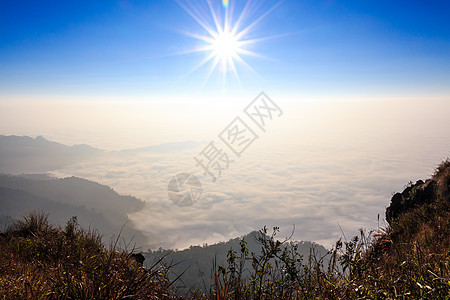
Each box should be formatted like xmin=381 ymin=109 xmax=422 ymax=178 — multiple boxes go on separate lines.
xmin=0 ymin=211 xmax=172 ymax=299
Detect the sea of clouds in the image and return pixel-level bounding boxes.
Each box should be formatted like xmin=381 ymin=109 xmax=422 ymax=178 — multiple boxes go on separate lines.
xmin=48 ymin=98 xmax=450 ymax=250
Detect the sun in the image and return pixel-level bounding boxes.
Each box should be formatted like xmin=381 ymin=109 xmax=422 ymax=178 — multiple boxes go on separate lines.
xmin=176 ymin=0 xmax=282 ymax=86
xmin=206 ymin=28 xmax=243 ymax=72
xmin=210 ymin=30 xmax=240 ymax=61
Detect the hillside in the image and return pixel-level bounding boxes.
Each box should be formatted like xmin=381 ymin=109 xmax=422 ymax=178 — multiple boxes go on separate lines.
xmin=0 ymin=160 xmax=448 ymax=299
xmin=0 ymin=174 xmax=147 ymax=247
xmin=144 ymin=231 xmax=328 ymax=294
xmin=0 ymin=186 xmax=115 ymax=234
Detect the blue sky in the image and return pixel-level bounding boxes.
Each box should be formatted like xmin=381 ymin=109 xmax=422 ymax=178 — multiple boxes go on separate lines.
xmin=1 ymin=1 xmax=450 ymax=249
xmin=1 ymin=0 xmax=450 ymax=100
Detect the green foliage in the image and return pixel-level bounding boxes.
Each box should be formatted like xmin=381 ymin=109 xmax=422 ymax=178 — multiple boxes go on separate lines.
xmin=206 ymin=226 xmax=331 ymax=299
xmin=146 ymin=231 xmax=327 ymax=296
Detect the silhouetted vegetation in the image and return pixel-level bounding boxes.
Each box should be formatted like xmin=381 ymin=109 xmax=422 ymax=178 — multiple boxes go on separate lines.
xmin=145 ymin=230 xmax=328 ymax=296
xmin=0 ymin=160 xmax=448 ymax=299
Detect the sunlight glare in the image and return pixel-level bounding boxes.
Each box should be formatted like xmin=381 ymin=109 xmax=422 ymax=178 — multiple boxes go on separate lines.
xmin=177 ymin=0 xmax=282 ymax=86
xmin=211 ymin=30 xmax=240 ymax=60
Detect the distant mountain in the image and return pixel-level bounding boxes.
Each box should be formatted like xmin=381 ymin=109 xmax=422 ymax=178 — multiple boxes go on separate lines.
xmin=0 ymin=135 xmax=201 ymax=174
xmin=0 ymin=174 xmax=144 ymax=215
xmin=118 ymin=140 xmax=201 ymax=154
xmin=0 ymin=135 xmax=103 ymax=174
xmin=144 ymin=231 xmax=329 ymax=293
xmin=0 ymin=174 xmax=147 ymax=247
xmin=0 ymin=135 xmax=204 ymax=245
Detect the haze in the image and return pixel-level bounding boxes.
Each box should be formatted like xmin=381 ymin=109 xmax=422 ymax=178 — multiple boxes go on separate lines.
xmin=1 ymin=0 xmax=450 ymax=250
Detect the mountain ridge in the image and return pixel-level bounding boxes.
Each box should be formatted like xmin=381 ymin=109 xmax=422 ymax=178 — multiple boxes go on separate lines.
xmin=0 ymin=173 xmax=147 ymax=247
xmin=0 ymin=135 xmax=201 ymax=174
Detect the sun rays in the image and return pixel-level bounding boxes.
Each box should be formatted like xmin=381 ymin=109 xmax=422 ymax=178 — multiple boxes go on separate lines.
xmin=176 ymin=0 xmax=282 ymax=88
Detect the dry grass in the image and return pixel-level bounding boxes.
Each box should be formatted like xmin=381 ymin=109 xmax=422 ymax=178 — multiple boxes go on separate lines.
xmin=0 ymin=212 xmax=172 ymax=299
xmin=1 ymin=159 xmax=449 ymax=299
